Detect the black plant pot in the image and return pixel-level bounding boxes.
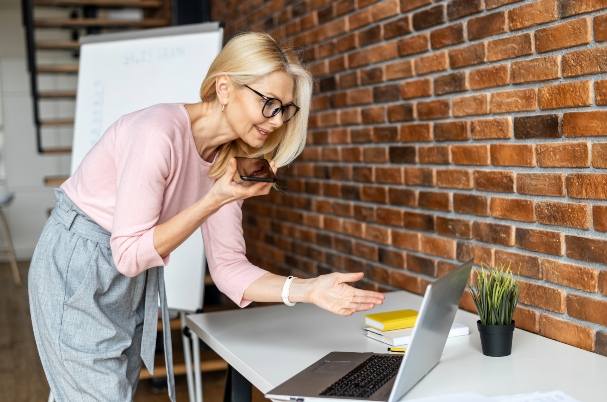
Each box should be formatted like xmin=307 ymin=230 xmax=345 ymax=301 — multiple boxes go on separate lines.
xmin=477 ymin=320 xmax=515 ymax=357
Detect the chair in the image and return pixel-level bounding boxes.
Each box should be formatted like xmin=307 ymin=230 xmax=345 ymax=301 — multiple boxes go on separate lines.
xmin=0 ymin=193 xmax=21 ymax=286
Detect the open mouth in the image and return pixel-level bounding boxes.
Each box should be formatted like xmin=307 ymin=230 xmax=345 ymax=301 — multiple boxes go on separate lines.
xmin=255 ymin=125 xmax=270 ymax=137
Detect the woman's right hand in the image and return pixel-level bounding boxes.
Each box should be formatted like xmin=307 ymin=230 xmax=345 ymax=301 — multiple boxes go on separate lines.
xmin=207 ymin=157 xmax=276 ymax=207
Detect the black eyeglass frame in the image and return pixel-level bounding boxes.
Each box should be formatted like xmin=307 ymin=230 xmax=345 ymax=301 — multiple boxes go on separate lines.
xmin=244 ymin=85 xmax=300 ymax=123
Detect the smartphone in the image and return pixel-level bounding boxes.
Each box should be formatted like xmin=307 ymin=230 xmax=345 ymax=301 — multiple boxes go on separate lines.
xmin=235 ymin=157 xmax=277 ymax=183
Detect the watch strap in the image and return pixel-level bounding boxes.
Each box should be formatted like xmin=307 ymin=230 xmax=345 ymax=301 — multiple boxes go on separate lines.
xmin=281 ymin=276 xmax=297 ymax=306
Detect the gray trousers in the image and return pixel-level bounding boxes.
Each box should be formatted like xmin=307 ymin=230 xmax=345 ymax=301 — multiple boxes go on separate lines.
xmin=29 ymin=189 xmax=175 ymax=401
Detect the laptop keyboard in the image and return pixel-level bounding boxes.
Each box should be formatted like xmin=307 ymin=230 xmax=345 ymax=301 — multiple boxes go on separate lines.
xmin=319 ymin=354 xmax=403 ymax=398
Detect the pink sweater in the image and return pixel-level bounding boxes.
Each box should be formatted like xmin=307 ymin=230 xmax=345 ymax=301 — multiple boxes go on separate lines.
xmin=61 ymin=104 xmax=268 ymax=307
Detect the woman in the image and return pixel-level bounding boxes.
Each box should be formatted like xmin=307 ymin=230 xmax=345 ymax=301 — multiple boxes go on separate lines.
xmin=29 ymin=32 xmax=385 ymax=401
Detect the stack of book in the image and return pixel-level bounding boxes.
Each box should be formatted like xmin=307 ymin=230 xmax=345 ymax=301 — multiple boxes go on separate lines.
xmin=364 ymin=309 xmax=469 ymax=346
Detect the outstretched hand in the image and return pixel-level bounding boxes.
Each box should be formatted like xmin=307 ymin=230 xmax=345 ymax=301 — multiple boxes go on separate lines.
xmin=208 ymin=157 xmax=276 ymax=206
xmin=306 ymin=272 xmax=385 ymax=316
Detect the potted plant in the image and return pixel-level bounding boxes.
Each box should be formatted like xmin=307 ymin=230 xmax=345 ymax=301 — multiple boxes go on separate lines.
xmin=468 ymin=262 xmax=520 ymax=357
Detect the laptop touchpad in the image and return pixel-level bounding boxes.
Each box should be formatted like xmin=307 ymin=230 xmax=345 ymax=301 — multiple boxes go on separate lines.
xmin=311 ymin=360 xmax=351 ymax=373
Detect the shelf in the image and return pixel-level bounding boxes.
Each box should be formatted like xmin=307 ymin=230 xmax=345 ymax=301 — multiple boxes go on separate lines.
xmin=39 ymin=90 xmax=77 ymax=99
xmin=34 ymin=0 xmax=164 ymax=7
xmin=34 ymin=18 xmax=168 ymax=28
xmin=37 ymin=64 xmax=78 ymax=74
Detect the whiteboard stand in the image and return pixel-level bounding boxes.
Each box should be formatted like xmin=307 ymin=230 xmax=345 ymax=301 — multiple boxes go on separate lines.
xmin=50 ymin=22 xmax=225 ymax=402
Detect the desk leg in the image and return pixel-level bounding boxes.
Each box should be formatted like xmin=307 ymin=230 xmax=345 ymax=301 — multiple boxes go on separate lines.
xmin=223 ymin=365 xmax=251 ymax=402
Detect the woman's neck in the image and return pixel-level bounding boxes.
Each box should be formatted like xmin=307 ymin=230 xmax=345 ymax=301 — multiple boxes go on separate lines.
xmin=185 ymin=101 xmax=237 ymax=162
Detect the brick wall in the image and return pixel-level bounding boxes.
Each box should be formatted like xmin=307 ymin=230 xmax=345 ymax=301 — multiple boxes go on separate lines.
xmin=211 ymin=0 xmax=607 ymax=355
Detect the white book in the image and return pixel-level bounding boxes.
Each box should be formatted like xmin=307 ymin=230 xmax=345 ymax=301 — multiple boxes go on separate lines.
xmin=365 ymin=322 xmax=469 ymax=346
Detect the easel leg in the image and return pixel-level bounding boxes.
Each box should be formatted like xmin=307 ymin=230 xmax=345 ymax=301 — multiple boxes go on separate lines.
xmin=223 ymin=366 xmax=251 ymax=402
xmin=192 ymin=330 xmax=203 ymax=402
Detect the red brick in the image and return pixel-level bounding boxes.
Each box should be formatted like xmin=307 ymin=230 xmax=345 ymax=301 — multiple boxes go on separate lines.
xmin=536 ymin=142 xmax=590 ymax=168
xmin=434 ymin=72 xmax=468 ymax=95
xmin=447 ymin=0 xmax=483 ymax=21
xmin=563 ymin=111 xmax=607 ymax=137
xmin=513 ymin=306 xmax=540 ymax=333
xmin=406 ymin=253 xmax=437 ymax=276
xmin=535 ymin=17 xmax=591 ymax=53
xmin=491 ymin=144 xmax=536 ymax=167
xmin=374 ymin=126 xmax=399 ymax=142
xmin=378 ymin=247 xmax=406 ymax=268
xmin=376 ymin=166 xmax=404 ymax=184
xmin=400 ymin=123 xmax=432 ymax=142
xmin=358 ymin=26 xmax=382 ymax=48
xmin=385 ymin=60 xmax=414 ymax=81
xmin=449 ymin=43 xmax=486 ymax=69
xmin=514 ymin=115 xmax=560 ymax=139
xmin=474 ymin=170 xmax=515 ymax=193
xmin=508 ymin=0 xmax=558 ymax=31
xmin=388 ymin=187 xmax=417 ymax=208
xmin=349 ymin=88 xmax=373 ymax=105
xmin=400 ymin=78 xmax=432 ymax=100
xmin=417 ymin=99 xmax=451 ymax=120
xmin=468 ymin=11 xmax=506 ymax=40
xmin=398 ymin=33 xmax=429 ymax=56
xmin=415 ymin=51 xmax=448 ymax=75
xmin=453 ymin=94 xmax=489 ymax=117
xmin=568 ymin=294 xmax=607 ymax=326
xmin=400 ymin=0 xmax=432 ymax=12
xmin=543 ymin=259 xmax=598 ymax=292
xmin=596 ymin=80 xmax=607 ymax=105
xmin=536 ymin=201 xmax=592 ymax=229
xmin=471 ymin=117 xmax=511 ymax=139
xmin=387 ymin=103 xmax=414 ymax=122
xmin=540 ymin=314 xmax=594 ymax=351
xmin=596 ymin=14 xmax=607 ymax=42
xmin=486 ymin=0 xmax=524 ymax=9
xmin=567 ymin=174 xmax=607 ymax=200
xmin=392 ymin=229 xmax=420 ymax=251
xmin=436 ymin=216 xmax=472 ymax=239
xmin=593 ymin=143 xmax=607 ymax=168
xmin=361 ymin=185 xmax=388 ymax=203
xmin=376 ymin=207 xmax=404 ymax=226
xmin=436 ymin=169 xmax=474 ymax=189
xmin=566 ymin=235 xmax=607 ymax=265
xmin=431 ymin=23 xmax=465 ymax=49
xmin=473 ymin=221 xmax=515 ymax=246
xmin=516 ymin=228 xmax=564 ymax=256
xmin=601 ymin=271 xmax=607 ymax=297
xmin=405 ymin=167 xmax=435 ymax=187
xmin=451 ymin=145 xmax=490 ymax=166
xmin=364 ymin=147 xmax=388 ymax=164
xmin=595 ymin=205 xmax=607 ymax=232
xmin=517 ymin=173 xmax=565 ymax=196
xmin=348 ymin=8 xmax=372 ymax=30
xmin=389 ymin=145 xmax=416 ymax=164
xmin=403 ymin=212 xmax=435 ymax=232
xmin=519 ymin=281 xmax=566 ymax=313
xmin=390 ymin=269 xmax=422 ymax=294
xmin=453 ymin=193 xmax=489 ymax=216
xmin=495 ymin=249 xmax=541 ymax=279
xmin=469 ymin=64 xmax=509 ymax=89
xmin=491 ymin=89 xmax=537 ymax=113
xmin=418 ymin=191 xmax=451 ymax=212
xmin=457 ymin=242 xmax=495 ymax=268
xmin=560 ymin=0 xmax=607 ymax=18
xmin=435 ymin=121 xmax=469 ymax=141
xmin=487 ymin=33 xmax=533 ymax=62
xmin=511 ymin=56 xmax=560 ymax=84
xmin=562 ymin=46 xmax=607 ymax=77
xmin=360 ymin=67 xmax=384 ymax=86
xmin=370 ymin=0 xmax=399 ymax=21
xmin=420 ymin=235 xmax=457 ymax=259
xmin=539 ymin=80 xmax=592 ymax=110
xmin=384 ymin=16 xmax=412 ymax=40
xmin=491 ymin=197 xmax=536 ymax=222
xmin=418 ymin=146 xmax=450 ymax=164
xmin=437 ymin=261 xmax=462 ymax=278
xmin=413 ymin=4 xmax=445 ymax=30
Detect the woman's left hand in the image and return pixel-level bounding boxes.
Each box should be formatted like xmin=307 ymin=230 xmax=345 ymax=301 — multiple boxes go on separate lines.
xmin=305 ymin=272 xmax=385 ymax=316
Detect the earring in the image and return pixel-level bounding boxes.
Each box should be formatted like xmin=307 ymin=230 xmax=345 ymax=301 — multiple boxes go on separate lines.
xmin=222 ymin=103 xmax=224 ymax=113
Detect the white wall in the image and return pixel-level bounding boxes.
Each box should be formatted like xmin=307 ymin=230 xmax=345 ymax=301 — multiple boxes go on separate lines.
xmin=0 ymin=2 xmax=73 ymax=259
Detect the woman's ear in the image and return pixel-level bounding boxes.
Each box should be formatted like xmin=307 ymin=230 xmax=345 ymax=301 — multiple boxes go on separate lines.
xmin=215 ymin=74 xmax=230 ymax=106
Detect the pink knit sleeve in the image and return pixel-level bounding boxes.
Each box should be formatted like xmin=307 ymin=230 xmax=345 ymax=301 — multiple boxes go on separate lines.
xmin=110 ymin=122 xmax=172 ymax=277
xmin=202 ymin=199 xmax=268 ymax=307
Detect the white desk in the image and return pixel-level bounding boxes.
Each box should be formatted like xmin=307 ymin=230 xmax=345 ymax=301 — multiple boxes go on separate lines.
xmin=186 ymin=291 xmax=607 ymax=401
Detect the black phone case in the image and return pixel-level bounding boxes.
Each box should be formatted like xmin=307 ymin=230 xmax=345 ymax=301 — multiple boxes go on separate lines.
xmin=235 ymin=157 xmax=277 ymax=183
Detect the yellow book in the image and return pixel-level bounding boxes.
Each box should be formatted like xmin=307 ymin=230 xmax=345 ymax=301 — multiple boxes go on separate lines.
xmin=364 ymin=309 xmax=418 ymax=331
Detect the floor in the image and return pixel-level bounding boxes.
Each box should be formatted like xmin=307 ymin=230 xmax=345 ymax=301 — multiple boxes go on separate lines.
xmin=0 ymin=261 xmax=266 ymax=402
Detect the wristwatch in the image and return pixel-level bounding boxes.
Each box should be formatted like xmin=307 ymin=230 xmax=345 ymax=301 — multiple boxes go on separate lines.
xmin=281 ymin=276 xmax=297 ymax=306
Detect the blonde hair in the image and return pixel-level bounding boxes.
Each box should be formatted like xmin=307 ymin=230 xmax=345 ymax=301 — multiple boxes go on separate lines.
xmin=200 ymin=32 xmax=313 ymax=179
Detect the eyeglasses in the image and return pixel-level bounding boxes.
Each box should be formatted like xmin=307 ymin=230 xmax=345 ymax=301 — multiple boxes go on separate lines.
xmin=244 ymin=85 xmax=300 ymax=123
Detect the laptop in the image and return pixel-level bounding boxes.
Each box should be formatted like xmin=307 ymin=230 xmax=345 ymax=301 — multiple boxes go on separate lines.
xmin=265 ymin=258 xmax=474 ymax=402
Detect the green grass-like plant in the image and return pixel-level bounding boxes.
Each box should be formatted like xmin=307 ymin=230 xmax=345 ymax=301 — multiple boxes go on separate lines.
xmin=468 ymin=262 xmax=520 ymax=326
